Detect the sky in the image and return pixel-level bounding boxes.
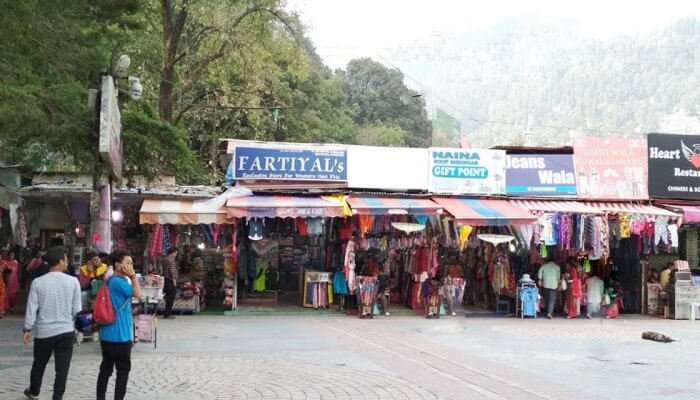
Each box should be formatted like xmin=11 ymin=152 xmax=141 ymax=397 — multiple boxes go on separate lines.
xmin=286 ymin=0 xmax=700 ymax=70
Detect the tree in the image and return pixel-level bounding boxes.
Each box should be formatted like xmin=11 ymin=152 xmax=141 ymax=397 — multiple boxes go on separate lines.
xmin=342 ymin=58 xmax=432 ymax=147
xmin=356 ymin=124 xmax=408 ymax=147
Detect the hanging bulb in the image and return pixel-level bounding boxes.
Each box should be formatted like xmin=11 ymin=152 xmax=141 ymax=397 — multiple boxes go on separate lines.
xmin=509 ymin=243 xmax=516 ymax=252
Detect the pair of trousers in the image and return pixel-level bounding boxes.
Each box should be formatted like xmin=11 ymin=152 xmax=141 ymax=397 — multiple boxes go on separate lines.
xmin=97 ymin=341 xmax=132 ymax=400
xmin=378 ymin=293 xmax=389 ymax=314
xmin=29 ymin=331 xmax=75 ymax=400
xmin=164 ymin=280 xmax=176 ymax=317
xmin=544 ymin=288 xmax=558 ymax=316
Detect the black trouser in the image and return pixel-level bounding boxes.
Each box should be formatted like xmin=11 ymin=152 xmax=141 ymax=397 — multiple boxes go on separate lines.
xmin=97 ymin=341 xmax=132 ymax=400
xmin=164 ymin=279 xmax=176 ymax=317
xmin=29 ymin=331 xmax=75 ymax=400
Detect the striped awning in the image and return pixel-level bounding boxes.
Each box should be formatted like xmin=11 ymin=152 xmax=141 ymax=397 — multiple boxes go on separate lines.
xmin=226 ymin=195 xmax=346 ymax=218
xmin=139 ymin=199 xmax=229 ymax=225
xmin=582 ymin=202 xmax=681 ymax=217
xmin=432 ymin=198 xmax=537 ymax=226
xmin=511 ymin=200 xmax=603 ymax=214
xmin=347 ymin=196 xmax=443 ymax=215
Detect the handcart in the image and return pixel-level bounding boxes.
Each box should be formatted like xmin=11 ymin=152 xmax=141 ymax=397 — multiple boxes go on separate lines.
xmin=133 ymin=297 xmax=159 ymax=349
xmin=75 ymin=311 xmax=99 ymax=346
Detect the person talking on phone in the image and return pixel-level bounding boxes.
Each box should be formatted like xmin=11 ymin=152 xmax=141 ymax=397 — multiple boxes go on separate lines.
xmin=96 ymin=250 xmax=141 ymax=400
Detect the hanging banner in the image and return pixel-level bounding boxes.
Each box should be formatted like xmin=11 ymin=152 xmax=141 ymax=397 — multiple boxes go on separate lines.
xmin=232 ymin=146 xmax=347 ymax=182
xmin=428 ymin=148 xmax=506 ymax=194
xmin=573 ymin=137 xmax=648 ymax=200
xmin=648 ymin=133 xmax=700 ymax=199
xmin=506 ymin=154 xmax=576 ymax=196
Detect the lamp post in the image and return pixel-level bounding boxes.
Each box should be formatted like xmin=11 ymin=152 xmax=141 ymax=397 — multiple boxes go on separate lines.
xmin=87 ymin=55 xmax=142 ymax=252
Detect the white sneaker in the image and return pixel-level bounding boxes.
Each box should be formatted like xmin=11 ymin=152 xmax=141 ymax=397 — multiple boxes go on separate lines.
xmin=451 ymin=312 xmax=457 ymax=316
xmin=385 ymin=312 xmax=391 ymax=316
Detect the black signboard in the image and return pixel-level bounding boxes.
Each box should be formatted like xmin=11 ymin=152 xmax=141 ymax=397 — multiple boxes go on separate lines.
xmin=648 ymin=133 xmax=700 ymax=199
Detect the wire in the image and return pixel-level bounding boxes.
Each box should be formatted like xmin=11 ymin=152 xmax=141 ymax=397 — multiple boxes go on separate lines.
xmin=140 ymin=96 xmax=298 ymax=111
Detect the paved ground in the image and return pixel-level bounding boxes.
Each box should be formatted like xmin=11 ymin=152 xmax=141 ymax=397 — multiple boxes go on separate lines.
xmin=0 ymin=312 xmax=698 ymax=400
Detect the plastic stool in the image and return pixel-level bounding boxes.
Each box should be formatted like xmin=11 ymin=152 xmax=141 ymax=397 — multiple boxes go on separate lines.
xmin=689 ymin=303 xmax=700 ymax=321
xmin=496 ymin=299 xmax=510 ymax=315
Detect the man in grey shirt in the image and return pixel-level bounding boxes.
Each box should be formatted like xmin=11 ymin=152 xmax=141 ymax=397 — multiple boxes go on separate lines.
xmin=23 ymin=246 xmax=81 ymax=400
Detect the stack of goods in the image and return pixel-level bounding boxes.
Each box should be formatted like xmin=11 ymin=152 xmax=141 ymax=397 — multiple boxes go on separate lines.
xmin=221 ymin=278 xmax=236 ymax=306
xmin=138 ymin=274 xmax=164 ymax=300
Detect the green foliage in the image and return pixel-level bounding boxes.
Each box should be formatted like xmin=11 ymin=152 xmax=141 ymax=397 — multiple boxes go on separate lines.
xmin=357 ymin=124 xmax=408 ymax=147
xmin=342 ymin=58 xmax=432 ymax=147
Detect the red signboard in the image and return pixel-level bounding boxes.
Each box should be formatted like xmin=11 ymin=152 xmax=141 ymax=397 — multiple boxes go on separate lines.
xmin=573 ymin=137 xmax=648 ymax=200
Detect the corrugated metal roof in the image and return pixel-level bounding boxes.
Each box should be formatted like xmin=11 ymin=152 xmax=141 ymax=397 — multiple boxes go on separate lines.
xmin=491 ymin=145 xmax=574 ymax=154
xmin=19 ymin=183 xmax=92 ymax=194
xmin=116 ymin=186 xmax=219 ymax=199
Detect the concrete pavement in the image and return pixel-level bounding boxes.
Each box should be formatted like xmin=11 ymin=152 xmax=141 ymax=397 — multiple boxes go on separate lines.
xmin=0 ymin=313 xmax=697 ymax=399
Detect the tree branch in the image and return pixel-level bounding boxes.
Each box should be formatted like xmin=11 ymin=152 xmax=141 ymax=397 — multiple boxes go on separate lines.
xmin=173 ymin=88 xmax=223 ymax=125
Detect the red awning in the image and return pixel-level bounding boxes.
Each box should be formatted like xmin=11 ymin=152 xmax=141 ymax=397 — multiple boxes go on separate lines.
xmin=139 ymin=199 xmax=229 ymax=225
xmin=510 ymin=200 xmax=603 ymax=214
xmin=226 ymin=195 xmax=346 ymax=219
xmin=658 ymin=204 xmax=700 ymax=223
xmin=432 ymin=198 xmax=536 ymax=226
xmin=347 ymin=196 xmax=442 ymax=215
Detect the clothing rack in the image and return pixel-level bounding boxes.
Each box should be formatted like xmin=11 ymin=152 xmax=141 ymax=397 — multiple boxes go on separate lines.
xmin=517 ymin=282 xmax=538 ymax=318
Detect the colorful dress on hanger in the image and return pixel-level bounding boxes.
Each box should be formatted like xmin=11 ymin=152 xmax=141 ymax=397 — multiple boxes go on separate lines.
xmin=566 ymin=266 xmax=582 ymax=318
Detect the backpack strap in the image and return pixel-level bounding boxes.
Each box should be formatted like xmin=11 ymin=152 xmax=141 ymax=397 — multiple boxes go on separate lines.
xmin=106 ymin=277 xmax=132 ymax=314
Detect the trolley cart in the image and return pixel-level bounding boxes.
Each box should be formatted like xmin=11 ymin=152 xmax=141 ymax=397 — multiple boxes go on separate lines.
xmin=133 ymin=297 xmax=159 ymax=349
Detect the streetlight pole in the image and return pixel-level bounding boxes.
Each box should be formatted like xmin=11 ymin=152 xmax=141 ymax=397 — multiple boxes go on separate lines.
xmin=87 ymin=55 xmax=142 ymax=252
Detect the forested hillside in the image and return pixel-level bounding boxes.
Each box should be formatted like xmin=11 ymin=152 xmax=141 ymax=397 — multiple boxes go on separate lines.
xmin=390 ymin=18 xmax=700 ymax=147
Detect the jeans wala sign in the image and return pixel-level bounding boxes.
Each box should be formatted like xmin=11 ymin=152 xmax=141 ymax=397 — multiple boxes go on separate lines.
xmin=233 ymin=146 xmax=347 ymax=182
xmin=506 ymin=154 xmax=577 ymax=196
xmin=648 ymin=133 xmax=700 ymax=199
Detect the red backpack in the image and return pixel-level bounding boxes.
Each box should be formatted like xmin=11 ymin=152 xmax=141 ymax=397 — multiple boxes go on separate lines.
xmin=93 ymin=278 xmax=129 ymax=325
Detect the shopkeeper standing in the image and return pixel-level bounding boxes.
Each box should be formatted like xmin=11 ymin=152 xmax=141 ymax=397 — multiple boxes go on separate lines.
xmin=163 ymin=248 xmax=178 ymax=320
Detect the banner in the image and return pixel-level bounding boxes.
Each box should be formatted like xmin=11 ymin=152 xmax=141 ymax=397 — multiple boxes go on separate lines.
xmin=648 ymin=133 xmax=700 ymax=199
xmin=572 ymin=137 xmax=648 ymax=200
xmin=428 ymin=148 xmax=506 ymax=194
xmin=232 ymin=146 xmax=347 ymax=182
xmin=506 ymin=154 xmax=576 ymax=196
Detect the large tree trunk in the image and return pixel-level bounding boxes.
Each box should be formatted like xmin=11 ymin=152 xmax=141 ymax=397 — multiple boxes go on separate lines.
xmin=159 ymin=0 xmax=188 ymax=123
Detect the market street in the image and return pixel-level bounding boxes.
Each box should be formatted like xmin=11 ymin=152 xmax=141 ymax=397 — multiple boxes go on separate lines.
xmin=0 ymin=314 xmax=698 ymax=400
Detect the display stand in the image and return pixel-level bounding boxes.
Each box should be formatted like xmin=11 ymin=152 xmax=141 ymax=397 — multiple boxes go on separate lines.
xmin=302 ymin=270 xmax=332 ymax=308
xmin=516 ymin=282 xmax=538 ymax=318
xmin=355 ymin=276 xmax=378 ymax=319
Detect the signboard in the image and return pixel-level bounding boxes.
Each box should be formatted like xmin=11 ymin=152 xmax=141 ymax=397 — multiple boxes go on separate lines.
xmin=648 ymin=133 xmax=700 ymax=199
xmin=573 ymin=137 xmax=648 ymax=200
xmin=506 ymin=154 xmax=576 ymax=196
xmin=428 ymin=148 xmax=506 ymax=194
xmin=233 ymin=146 xmax=347 ymax=182
xmin=347 ymin=145 xmax=428 ymax=190
xmin=99 ymin=76 xmax=123 ymax=182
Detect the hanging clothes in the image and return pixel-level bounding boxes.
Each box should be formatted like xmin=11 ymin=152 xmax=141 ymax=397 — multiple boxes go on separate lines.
xmin=253 ymin=261 xmax=268 ymax=292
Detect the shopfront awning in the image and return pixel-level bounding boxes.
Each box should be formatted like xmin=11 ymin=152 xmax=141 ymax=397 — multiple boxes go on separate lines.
xmin=510 ymin=200 xmax=603 ymax=214
xmin=226 ymin=195 xmax=346 ymax=219
xmin=346 ymin=196 xmax=443 ymax=215
xmin=657 ymin=204 xmax=700 ymax=222
xmin=139 ymin=199 xmax=229 ymax=225
xmin=432 ymin=198 xmax=537 ymax=226
xmin=582 ymin=202 xmax=681 ymax=218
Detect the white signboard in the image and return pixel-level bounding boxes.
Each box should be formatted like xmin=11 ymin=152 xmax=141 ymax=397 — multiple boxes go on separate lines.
xmin=428 ymin=148 xmax=506 ymax=194
xmin=99 ymin=76 xmax=123 ymax=182
xmin=347 ymin=145 xmax=428 ymax=191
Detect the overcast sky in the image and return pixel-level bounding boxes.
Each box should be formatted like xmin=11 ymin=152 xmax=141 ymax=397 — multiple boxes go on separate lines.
xmin=286 ymin=0 xmax=700 ymax=70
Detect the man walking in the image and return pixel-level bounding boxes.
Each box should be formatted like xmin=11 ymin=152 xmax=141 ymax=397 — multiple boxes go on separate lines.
xmin=23 ymin=246 xmax=81 ymax=400
xmin=538 ymin=257 xmax=561 ymax=319
xmin=162 ymin=248 xmax=178 ymax=319
xmin=97 ymin=250 xmax=141 ymax=400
